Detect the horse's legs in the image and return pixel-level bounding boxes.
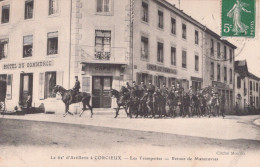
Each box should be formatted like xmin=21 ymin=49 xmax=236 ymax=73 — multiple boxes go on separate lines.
xmin=63 ymin=105 xmax=68 ymax=117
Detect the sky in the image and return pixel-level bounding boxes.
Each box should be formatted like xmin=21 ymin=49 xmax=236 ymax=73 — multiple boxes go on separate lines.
xmin=167 ymin=0 xmax=260 ymax=77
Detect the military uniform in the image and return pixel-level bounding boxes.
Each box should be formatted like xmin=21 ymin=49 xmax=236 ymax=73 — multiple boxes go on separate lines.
xmin=160 ymin=86 xmax=168 ymax=98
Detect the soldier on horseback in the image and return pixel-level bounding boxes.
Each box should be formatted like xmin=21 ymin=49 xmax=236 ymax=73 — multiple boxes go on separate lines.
xmin=71 ymin=76 xmax=80 ymax=103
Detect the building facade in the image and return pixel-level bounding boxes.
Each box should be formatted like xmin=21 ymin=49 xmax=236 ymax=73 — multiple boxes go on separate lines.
xmin=0 ymin=0 xmax=237 ymax=113
xmin=203 ymin=29 xmax=236 ymax=111
xmin=0 ymin=0 xmax=72 ymax=112
xmin=234 ymin=60 xmax=260 ymax=113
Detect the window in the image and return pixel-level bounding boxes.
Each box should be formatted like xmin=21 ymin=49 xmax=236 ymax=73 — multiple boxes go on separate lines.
xmin=171 ymin=17 xmax=176 ymax=35
xmin=23 ymin=35 xmax=33 ymax=58
xmin=256 ymin=83 xmax=258 ymax=92
xmin=157 ymin=42 xmax=163 ymax=63
xmin=182 ymin=24 xmax=186 ymax=39
xmin=210 ymin=39 xmax=214 ymax=56
xmin=1 ymin=5 xmax=10 ymax=24
xmin=195 ymin=30 xmax=199 ymax=44
xmin=171 ymin=47 xmax=176 ymax=66
xmin=217 ymin=64 xmax=221 ymax=81
xmin=224 ymin=67 xmax=227 ymax=82
xmin=237 ymin=76 xmax=241 ymax=88
xmin=96 ymin=0 xmax=110 ymax=13
xmin=210 ymin=62 xmax=214 ymax=80
xmin=230 ymin=69 xmax=232 ymax=83
xmin=250 ymin=81 xmax=252 ymax=91
xmin=142 ymin=2 xmax=148 ymax=22
xmin=141 ymin=36 xmax=149 ymax=60
xmin=47 ymin=31 xmax=58 ymax=55
xmin=253 ymin=82 xmax=255 ymax=91
xmin=49 ymin=0 xmax=59 ymax=15
xmin=195 ymin=55 xmax=199 ymax=71
xmin=45 ymin=72 xmax=56 ymax=98
xmin=182 ymin=50 xmax=187 ymax=68
xmin=158 ymin=10 xmax=163 ymax=29
xmin=229 ymin=49 xmax=233 ymax=63
xmin=0 ymin=38 xmax=8 ymax=60
xmin=217 ymin=42 xmax=220 ymax=58
xmin=95 ymin=30 xmax=111 ymax=60
xmin=25 ymin=0 xmax=34 ymax=19
xmin=224 ymin=46 xmax=227 ymax=60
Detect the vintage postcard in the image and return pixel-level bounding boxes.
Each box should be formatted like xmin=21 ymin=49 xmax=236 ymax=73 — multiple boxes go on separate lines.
xmin=0 ymin=0 xmax=260 ymax=167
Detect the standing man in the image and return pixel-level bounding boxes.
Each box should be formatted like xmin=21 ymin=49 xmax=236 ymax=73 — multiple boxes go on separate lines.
xmin=147 ymin=80 xmax=155 ymax=98
xmin=160 ymin=83 xmax=168 ymax=98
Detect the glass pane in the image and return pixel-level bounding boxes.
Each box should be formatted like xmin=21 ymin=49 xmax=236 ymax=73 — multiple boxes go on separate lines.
xmin=93 ymin=77 xmax=101 ymax=90
xmin=103 ymin=78 xmax=111 ymax=90
xmin=23 ymin=35 xmax=33 ymax=45
xmin=23 ymin=76 xmax=29 ymax=92
xmin=97 ymin=0 xmax=103 ymax=12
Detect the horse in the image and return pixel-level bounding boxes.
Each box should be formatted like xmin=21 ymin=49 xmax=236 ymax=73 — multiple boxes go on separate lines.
xmin=110 ymin=88 xmax=129 ymax=118
xmin=53 ymin=85 xmax=93 ymax=117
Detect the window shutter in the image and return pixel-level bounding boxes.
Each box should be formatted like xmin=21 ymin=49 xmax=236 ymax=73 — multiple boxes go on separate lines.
xmin=56 ymin=71 xmax=64 ymax=86
xmin=39 ymin=73 xmax=45 ymax=100
xmin=6 ymin=74 xmax=12 ymax=100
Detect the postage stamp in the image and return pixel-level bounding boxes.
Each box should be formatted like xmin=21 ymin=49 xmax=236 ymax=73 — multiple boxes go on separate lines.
xmin=221 ymin=0 xmax=255 ymax=37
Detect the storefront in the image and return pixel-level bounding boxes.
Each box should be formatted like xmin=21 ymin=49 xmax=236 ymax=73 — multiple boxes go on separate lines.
xmin=81 ymin=63 xmax=127 ymax=108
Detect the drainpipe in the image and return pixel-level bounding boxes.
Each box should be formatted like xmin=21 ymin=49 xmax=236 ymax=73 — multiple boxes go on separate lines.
xmin=130 ymin=0 xmax=134 ymax=84
xmin=68 ymin=0 xmax=73 ymax=89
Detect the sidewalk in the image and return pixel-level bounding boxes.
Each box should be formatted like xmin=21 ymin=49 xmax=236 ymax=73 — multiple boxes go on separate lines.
xmin=1 ymin=110 xmax=260 ymax=141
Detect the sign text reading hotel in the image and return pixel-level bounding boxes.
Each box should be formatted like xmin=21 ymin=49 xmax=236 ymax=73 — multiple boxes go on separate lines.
xmin=2 ymin=60 xmax=53 ymax=70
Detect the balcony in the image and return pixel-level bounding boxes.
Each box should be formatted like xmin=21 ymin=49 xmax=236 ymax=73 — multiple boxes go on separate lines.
xmin=80 ymin=46 xmax=128 ymax=64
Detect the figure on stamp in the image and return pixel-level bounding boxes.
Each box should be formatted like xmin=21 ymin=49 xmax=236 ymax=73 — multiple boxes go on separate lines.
xmin=227 ymin=0 xmax=251 ymax=35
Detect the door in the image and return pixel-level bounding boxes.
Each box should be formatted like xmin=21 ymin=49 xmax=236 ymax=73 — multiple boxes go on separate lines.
xmin=92 ymin=76 xmax=112 ymax=108
xmin=20 ymin=73 xmax=33 ymax=106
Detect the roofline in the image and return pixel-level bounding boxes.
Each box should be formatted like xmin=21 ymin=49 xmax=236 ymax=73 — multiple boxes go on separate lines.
xmin=154 ymin=0 xmax=237 ymax=49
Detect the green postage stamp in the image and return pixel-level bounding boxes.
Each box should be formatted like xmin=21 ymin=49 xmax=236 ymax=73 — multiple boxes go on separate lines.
xmin=221 ymin=0 xmax=255 ymax=37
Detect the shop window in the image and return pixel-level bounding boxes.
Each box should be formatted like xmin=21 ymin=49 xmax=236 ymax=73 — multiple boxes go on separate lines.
xmin=171 ymin=17 xmax=176 ymax=35
xmin=142 ymin=2 xmax=148 ymax=22
xmin=141 ymin=36 xmax=149 ymax=60
xmin=171 ymin=47 xmax=176 ymax=66
xmin=96 ymin=0 xmax=111 ymax=13
xmin=195 ymin=55 xmax=199 ymax=71
xmin=182 ymin=50 xmax=187 ymax=68
xmin=49 ymin=0 xmax=59 ymax=15
xmin=45 ymin=72 xmax=56 ymax=98
xmin=47 ymin=31 xmax=58 ymax=55
xmin=1 ymin=4 xmax=10 ymax=24
xmin=25 ymin=0 xmax=34 ymax=19
xmin=157 ymin=42 xmax=163 ymax=63
xmin=195 ymin=30 xmax=199 ymax=44
xmin=210 ymin=62 xmax=214 ymax=80
xmin=158 ymin=10 xmax=163 ymax=29
xmin=182 ymin=23 xmax=186 ymax=39
xmin=23 ymin=35 xmax=33 ymax=58
xmin=217 ymin=64 xmax=221 ymax=81
xmin=0 ymin=38 xmax=8 ymax=60
xmin=95 ymin=30 xmax=111 ymax=60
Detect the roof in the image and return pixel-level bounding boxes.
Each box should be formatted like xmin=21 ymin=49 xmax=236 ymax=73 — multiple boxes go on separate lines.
xmin=235 ymin=60 xmax=260 ymax=81
xmin=155 ymin=0 xmax=237 ymax=49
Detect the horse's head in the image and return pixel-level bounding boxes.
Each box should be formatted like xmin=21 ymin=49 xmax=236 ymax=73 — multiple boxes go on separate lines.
xmin=53 ymin=85 xmax=60 ymax=94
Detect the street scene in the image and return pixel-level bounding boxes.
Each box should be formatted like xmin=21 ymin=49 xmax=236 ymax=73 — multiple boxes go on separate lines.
xmin=0 ymin=0 xmax=260 ymax=166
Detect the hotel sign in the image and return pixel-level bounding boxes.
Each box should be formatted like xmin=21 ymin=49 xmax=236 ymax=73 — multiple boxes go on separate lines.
xmin=147 ymin=64 xmax=177 ymax=74
xmin=2 ymin=60 xmax=54 ymax=70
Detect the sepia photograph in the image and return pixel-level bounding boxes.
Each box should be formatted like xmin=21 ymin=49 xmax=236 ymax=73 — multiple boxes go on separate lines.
xmin=0 ymin=0 xmax=259 ymax=166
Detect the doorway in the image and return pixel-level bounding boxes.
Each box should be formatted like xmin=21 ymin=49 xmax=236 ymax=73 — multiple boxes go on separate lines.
xmin=20 ymin=73 xmax=33 ymax=106
xmin=92 ymin=76 xmax=112 ymax=108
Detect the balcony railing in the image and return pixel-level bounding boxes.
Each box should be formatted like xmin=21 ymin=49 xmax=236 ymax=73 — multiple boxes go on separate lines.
xmin=80 ymin=46 xmax=128 ymax=64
